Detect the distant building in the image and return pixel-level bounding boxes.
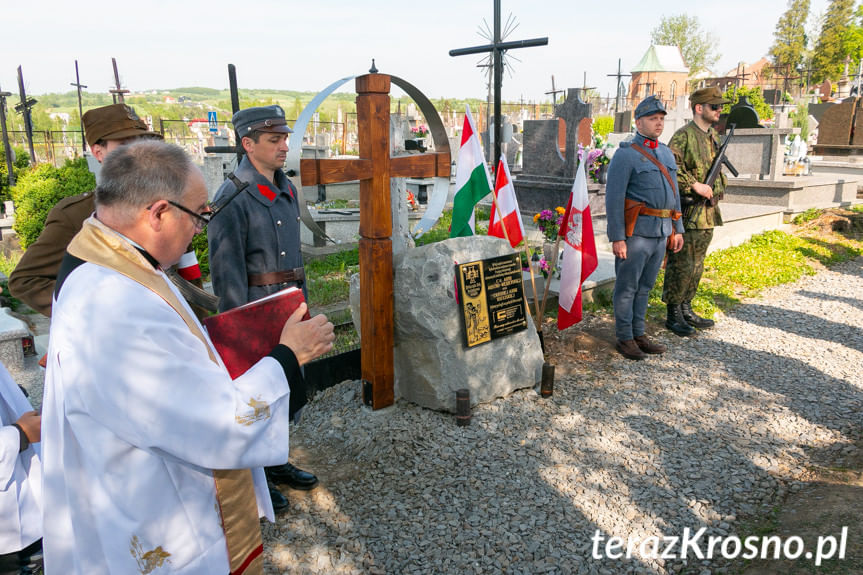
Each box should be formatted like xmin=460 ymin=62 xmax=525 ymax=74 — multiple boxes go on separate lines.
xmin=628 ymin=45 xmax=689 ymax=110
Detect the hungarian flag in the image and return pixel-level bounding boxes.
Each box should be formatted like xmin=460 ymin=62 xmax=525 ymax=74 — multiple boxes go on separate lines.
xmin=488 ymin=154 xmax=525 ymax=247
xmin=450 ymin=105 xmax=492 ymax=238
xmin=557 ymin=157 xmax=598 ymax=330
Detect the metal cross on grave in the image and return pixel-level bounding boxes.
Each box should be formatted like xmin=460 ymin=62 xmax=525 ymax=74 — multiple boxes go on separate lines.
xmin=450 ymin=0 xmax=547 ymax=170
xmin=70 ymin=61 xmax=88 ymax=152
xmin=14 ymin=66 xmax=37 ymax=161
xmin=607 ymin=59 xmax=631 ymax=116
xmin=291 ymin=71 xmax=450 ymax=410
xmin=0 ymin=87 xmax=15 ymax=186
xmin=110 ymin=58 xmax=129 ymax=104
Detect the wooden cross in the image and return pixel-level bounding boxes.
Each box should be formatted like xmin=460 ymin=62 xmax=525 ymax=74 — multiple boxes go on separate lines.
xmin=450 ymin=0 xmax=547 ymax=169
xmin=296 ymin=72 xmax=450 ymax=409
xmin=607 ymin=58 xmax=631 ymax=116
xmin=70 ymin=60 xmax=88 ymax=151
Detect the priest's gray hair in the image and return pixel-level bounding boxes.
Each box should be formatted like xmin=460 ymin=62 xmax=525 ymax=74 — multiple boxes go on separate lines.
xmin=95 ymin=140 xmax=197 ymax=220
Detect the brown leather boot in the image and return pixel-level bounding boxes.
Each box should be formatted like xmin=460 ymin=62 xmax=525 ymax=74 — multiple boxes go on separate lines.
xmin=634 ymin=335 xmax=667 ymax=354
xmin=615 ymin=339 xmax=647 ymax=360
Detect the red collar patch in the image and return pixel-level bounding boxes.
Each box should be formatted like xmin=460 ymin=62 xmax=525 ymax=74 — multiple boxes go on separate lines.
xmin=257 ymin=184 xmax=277 ymax=201
xmin=642 ymin=138 xmax=658 ymax=149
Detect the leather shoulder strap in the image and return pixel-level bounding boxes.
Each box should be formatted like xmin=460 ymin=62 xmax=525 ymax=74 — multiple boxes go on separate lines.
xmin=631 ymin=143 xmax=677 ymax=197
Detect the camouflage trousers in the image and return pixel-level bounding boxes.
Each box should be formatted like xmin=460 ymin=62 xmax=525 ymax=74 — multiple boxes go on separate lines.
xmin=662 ymin=228 xmax=714 ymax=305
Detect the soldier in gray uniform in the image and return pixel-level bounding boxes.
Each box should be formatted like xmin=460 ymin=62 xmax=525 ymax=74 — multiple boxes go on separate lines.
xmin=605 ymin=96 xmax=685 ymax=360
xmin=207 ymin=105 xmax=318 ymax=511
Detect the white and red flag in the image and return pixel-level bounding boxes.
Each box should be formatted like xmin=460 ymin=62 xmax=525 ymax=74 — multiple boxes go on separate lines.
xmin=557 ymin=157 xmax=598 ymax=330
xmin=488 ymin=154 xmax=525 ymax=247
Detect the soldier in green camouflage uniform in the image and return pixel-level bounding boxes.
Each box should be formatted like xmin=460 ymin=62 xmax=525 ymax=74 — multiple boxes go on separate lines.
xmin=663 ymin=86 xmax=730 ymax=336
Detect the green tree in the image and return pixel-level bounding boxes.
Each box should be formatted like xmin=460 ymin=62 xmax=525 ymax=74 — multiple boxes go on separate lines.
xmin=812 ymin=0 xmax=855 ymax=82
xmin=842 ymin=4 xmax=863 ymax=70
xmin=722 ymin=86 xmax=774 ymax=120
xmin=770 ymin=0 xmax=812 ymax=76
xmin=650 ymin=14 xmax=720 ymax=77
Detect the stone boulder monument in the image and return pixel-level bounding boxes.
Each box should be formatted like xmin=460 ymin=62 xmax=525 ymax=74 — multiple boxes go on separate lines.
xmin=351 ymin=236 xmax=544 ymax=412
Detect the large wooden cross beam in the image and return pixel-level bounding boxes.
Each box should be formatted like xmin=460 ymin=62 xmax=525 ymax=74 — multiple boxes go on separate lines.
xmin=295 ymin=73 xmax=450 ymax=409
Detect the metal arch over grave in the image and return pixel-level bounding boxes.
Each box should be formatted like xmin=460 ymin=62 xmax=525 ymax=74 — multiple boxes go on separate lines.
xmin=284 ymin=72 xmax=451 ymax=410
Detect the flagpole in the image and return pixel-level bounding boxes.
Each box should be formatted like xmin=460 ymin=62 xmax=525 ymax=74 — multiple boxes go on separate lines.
xmin=538 ymin=236 xmax=562 ymax=320
xmin=490 ymin=161 xmax=542 ymax=330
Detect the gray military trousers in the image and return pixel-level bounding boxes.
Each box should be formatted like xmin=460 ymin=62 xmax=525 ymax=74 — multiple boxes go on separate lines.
xmin=613 ymin=235 xmax=666 ymax=341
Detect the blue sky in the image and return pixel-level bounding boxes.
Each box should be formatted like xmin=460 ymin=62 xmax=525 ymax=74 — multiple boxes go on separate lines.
xmin=2 ymin=0 xmax=830 ymax=102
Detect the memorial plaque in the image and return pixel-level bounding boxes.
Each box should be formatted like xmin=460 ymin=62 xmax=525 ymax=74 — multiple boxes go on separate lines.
xmin=456 ymin=253 xmax=528 ymax=348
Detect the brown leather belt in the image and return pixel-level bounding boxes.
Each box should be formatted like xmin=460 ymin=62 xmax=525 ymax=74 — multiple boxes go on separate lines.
xmin=247 ymin=268 xmax=305 ymax=287
xmin=639 ymin=207 xmax=681 ymax=219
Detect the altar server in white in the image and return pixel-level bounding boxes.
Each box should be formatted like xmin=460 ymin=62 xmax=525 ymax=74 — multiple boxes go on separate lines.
xmin=42 ymin=141 xmax=333 ymax=575
xmin=0 ymin=361 xmax=41 ymax=575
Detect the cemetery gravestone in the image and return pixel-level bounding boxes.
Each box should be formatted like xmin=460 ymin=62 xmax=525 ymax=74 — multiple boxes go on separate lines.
xmin=816 ymin=98 xmax=856 ymax=146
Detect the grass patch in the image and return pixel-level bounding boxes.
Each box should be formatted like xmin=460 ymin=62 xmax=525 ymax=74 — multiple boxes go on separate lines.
xmin=792 ymin=207 xmax=820 ymax=224
xmin=645 ymin=223 xmax=863 ymax=322
xmin=414 ymin=209 xmax=453 ymax=246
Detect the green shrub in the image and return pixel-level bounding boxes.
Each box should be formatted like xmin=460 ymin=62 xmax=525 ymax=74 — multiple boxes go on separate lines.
xmin=0 ymin=145 xmax=31 ymax=204
xmin=11 ymin=158 xmax=95 ymax=248
xmin=592 ymin=116 xmax=614 ymax=138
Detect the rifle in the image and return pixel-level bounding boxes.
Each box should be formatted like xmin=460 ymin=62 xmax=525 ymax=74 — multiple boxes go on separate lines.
xmin=701 ymin=123 xmax=738 ymax=207
xmin=681 ymin=124 xmax=738 ymax=227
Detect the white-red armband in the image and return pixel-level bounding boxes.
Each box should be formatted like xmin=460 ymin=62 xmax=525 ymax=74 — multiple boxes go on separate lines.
xmin=177 ymin=251 xmax=202 ymax=281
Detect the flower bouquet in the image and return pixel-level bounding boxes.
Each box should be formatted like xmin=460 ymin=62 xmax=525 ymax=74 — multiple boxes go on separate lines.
xmin=411 ymin=124 xmax=429 ymax=139
xmin=533 ymin=207 xmax=565 ymax=242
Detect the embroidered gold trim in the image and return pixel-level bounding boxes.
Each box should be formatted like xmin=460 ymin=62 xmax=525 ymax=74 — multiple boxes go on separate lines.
xmin=236 ymin=397 xmax=271 ymax=426
xmin=130 ymin=535 xmax=171 ymax=574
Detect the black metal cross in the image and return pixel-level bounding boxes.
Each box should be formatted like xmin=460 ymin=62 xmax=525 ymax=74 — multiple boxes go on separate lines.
xmin=450 ymin=0 xmax=547 ymax=170
xmin=607 ymin=58 xmax=631 ymax=116
xmin=70 ymin=60 xmax=88 ymax=152
xmin=110 ymin=58 xmax=129 ymax=104
xmin=766 ymin=64 xmax=800 ymax=105
xmin=0 ymin=87 xmax=15 ymax=186
xmin=545 ymin=75 xmax=563 ymax=105
xmin=14 ymin=66 xmax=37 ymax=161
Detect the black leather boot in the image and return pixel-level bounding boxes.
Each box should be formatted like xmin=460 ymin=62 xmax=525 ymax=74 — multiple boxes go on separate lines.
xmin=681 ymin=301 xmax=714 ymax=328
xmin=666 ymin=304 xmax=696 ymax=336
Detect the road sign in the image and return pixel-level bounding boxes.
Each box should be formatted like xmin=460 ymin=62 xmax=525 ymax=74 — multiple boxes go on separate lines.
xmin=208 ymin=111 xmax=218 ymax=133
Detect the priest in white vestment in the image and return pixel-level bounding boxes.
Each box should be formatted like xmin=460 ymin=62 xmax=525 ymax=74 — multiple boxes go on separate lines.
xmin=0 ymin=361 xmax=42 ymax=574
xmin=41 ymin=141 xmax=334 ymax=575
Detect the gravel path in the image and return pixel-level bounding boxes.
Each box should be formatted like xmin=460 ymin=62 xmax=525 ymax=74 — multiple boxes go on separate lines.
xmin=266 ymin=257 xmax=863 ymax=575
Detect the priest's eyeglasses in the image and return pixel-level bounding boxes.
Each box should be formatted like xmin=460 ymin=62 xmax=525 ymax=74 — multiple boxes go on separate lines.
xmin=167 ymin=200 xmax=213 ymax=229
xmin=147 ymin=200 xmax=213 ymax=230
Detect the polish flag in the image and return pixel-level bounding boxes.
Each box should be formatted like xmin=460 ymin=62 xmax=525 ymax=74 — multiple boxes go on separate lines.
xmin=557 ymin=157 xmax=598 ymax=330
xmin=488 ymin=154 xmax=525 ymax=247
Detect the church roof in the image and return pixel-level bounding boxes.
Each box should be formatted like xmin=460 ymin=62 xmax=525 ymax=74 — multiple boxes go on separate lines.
xmin=631 ymin=45 xmax=689 ymax=73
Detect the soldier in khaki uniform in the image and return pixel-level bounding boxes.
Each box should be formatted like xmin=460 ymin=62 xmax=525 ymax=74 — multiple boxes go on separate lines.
xmin=664 ymin=86 xmax=730 ymax=335
xmin=8 ymin=104 xmax=162 ymax=316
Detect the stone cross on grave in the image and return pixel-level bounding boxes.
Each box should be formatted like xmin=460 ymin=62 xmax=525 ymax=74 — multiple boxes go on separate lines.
xmin=294 ymin=72 xmax=450 ymax=410
xmin=555 ymin=88 xmax=592 ymax=177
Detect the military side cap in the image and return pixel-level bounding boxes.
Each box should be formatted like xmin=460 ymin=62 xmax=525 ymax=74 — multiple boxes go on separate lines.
xmin=233 ymin=105 xmax=293 ymax=137
xmin=690 ymin=86 xmax=731 ymax=106
xmin=634 ymin=95 xmax=667 ymax=120
xmin=82 ymin=104 xmax=162 ymax=147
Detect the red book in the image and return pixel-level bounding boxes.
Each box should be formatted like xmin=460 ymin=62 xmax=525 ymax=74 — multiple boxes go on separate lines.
xmin=202 ymin=287 xmax=310 ymax=378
